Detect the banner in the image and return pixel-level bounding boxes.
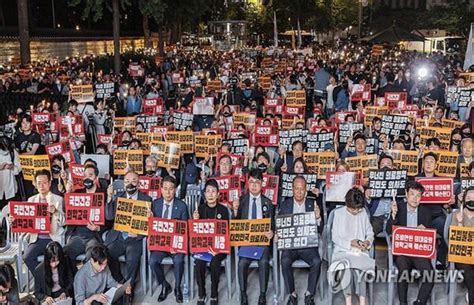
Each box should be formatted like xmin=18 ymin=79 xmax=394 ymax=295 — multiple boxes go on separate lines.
xmin=368 ymin=169 xmax=408 ymax=198
xmin=254 ymin=125 xmax=280 ymax=147
xmin=172 ymin=111 xmax=194 ymax=131
xmin=114 ymin=198 xmax=150 ymax=236
xmin=281 ymin=173 xmax=318 ymax=198
xmin=64 ymin=193 xmax=105 ymax=225
xmin=230 ymin=218 xmax=272 ymax=246
xmin=70 ymin=163 xmax=84 ymax=190
xmin=165 ymin=131 xmax=194 ymax=154
xmin=143 ymin=98 xmax=165 ymax=115
xmin=213 ymin=175 xmax=241 ymax=207
xmin=113 ymin=150 xmax=143 ymax=175
xmin=276 ymin=212 xmax=319 ymax=250
xmin=45 ymin=141 xmax=74 ymax=163
xmin=148 ymin=218 xmax=188 ymax=253
xmin=222 ymin=138 xmax=249 ymax=154
xmin=306 ymin=132 xmax=335 ymax=152
xmin=69 ymin=85 xmax=94 ymax=103
xmin=380 ymin=114 xmax=410 ymax=136
xmin=384 ymin=92 xmax=407 ymax=109
xmin=448 ymin=226 xmax=474 ymax=265
xmin=193 ymin=97 xmax=215 ymax=115
xmin=10 ymin=201 xmax=50 ymax=234
xmin=189 ymin=219 xmax=230 ymax=254
xmin=19 ymin=155 xmax=51 ymax=181
xmin=138 ymin=176 xmax=162 ymax=200
xmin=279 ymin=129 xmax=308 ymax=151
xmin=151 ymin=142 xmax=181 ymax=169
xmin=392 ymin=226 xmax=437 ymax=259
xmin=95 ymin=82 xmax=115 ymax=99
xmin=325 ymin=172 xmax=360 ymax=202
xmin=415 ymin=177 xmax=453 ymax=204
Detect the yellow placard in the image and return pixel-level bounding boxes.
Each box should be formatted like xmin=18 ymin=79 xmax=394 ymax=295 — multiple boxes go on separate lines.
xmin=113 ymin=198 xmax=150 ymax=236
xmin=230 ymin=218 xmax=272 ymax=246
xmin=19 ymin=155 xmax=51 ymax=181
xmin=113 ymin=150 xmax=143 ymax=175
xmin=165 ymin=131 xmax=194 ymax=154
xmin=150 ymin=141 xmax=181 ymax=169
xmin=448 ymin=226 xmax=474 ymax=265
xmin=346 ymin=154 xmax=378 ymax=180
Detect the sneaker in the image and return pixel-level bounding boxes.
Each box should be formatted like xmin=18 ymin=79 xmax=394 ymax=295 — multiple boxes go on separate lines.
xmin=287 ymin=294 xmax=297 ymax=305
xmin=304 ymin=294 xmax=315 ymax=305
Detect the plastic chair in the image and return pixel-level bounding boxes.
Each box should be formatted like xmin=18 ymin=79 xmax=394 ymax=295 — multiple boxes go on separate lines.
xmin=443 ymin=210 xmax=463 ymax=305
xmin=1 ymin=221 xmax=25 ymax=292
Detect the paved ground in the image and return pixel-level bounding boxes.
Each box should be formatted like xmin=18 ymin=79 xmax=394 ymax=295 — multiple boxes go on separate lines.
xmin=132 ymin=246 xmax=470 ymax=305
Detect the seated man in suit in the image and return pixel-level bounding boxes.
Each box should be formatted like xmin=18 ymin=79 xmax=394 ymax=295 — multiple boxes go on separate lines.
xmin=149 ymin=176 xmax=189 ymax=303
xmin=386 ymin=180 xmax=435 ymax=305
xmin=21 ymin=169 xmax=65 ymax=274
xmin=232 ymin=169 xmax=275 ymax=305
xmin=279 ymin=176 xmax=323 ymax=305
xmin=105 ymin=170 xmax=152 ymax=295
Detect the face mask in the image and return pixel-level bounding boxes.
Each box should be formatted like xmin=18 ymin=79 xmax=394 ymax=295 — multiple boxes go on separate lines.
xmin=51 ymin=165 xmax=61 ymax=174
xmin=223 ymin=112 xmax=232 ymax=117
xmin=452 ymin=140 xmax=461 ymax=145
xmin=465 ymin=200 xmax=474 ymax=211
xmin=83 ymin=178 xmax=94 ymax=189
xmin=145 ymin=170 xmax=156 ymax=177
xmin=257 ymin=163 xmax=268 ymax=171
xmin=462 ymin=132 xmax=471 ymax=138
xmin=122 ymin=140 xmax=130 ymax=146
xmin=125 ymin=183 xmax=138 ymax=195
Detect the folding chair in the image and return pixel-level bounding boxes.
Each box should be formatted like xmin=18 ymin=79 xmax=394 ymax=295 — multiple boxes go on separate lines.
xmin=0 ymin=220 xmax=25 ymax=292
xmin=234 ymin=241 xmax=279 ymax=301
xmin=182 ymin=184 xmax=202 ymax=216
xmin=189 ymin=252 xmax=233 ymax=300
xmin=386 ymin=234 xmax=437 ymax=305
xmin=326 ymin=206 xmax=375 ymax=305
xmin=444 ymin=210 xmax=463 ymax=305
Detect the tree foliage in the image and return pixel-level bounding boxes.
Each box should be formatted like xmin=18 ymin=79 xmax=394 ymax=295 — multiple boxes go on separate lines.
xmin=68 ymin=0 xmax=130 ymax=22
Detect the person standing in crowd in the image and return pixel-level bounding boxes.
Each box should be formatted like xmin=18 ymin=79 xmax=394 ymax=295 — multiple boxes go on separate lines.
xmin=193 ymin=179 xmax=230 ymax=305
xmin=105 ymin=171 xmax=152 ymax=295
xmin=125 ymin=86 xmax=142 ymax=116
xmin=149 ymin=176 xmax=189 ymax=303
xmin=0 ymin=136 xmax=20 ymax=210
xmin=331 ymin=188 xmax=374 ymax=305
xmin=233 ymin=169 xmax=274 ymax=305
xmin=279 ymin=176 xmax=323 ymax=305
xmin=386 ymin=180 xmax=435 ymax=305
xmin=34 ymin=241 xmax=75 ymax=304
xmin=22 ymin=170 xmax=65 ymax=275
xmin=73 ymin=244 xmax=131 ymax=305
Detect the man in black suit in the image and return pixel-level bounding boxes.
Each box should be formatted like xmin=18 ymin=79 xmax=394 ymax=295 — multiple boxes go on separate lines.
xmin=232 ymin=169 xmax=275 ymax=305
xmin=149 ymin=176 xmax=189 ymax=303
xmin=386 ymin=180 xmax=435 ymax=305
xmin=279 ymin=176 xmax=323 ymax=305
xmin=105 ymin=170 xmax=152 ymax=293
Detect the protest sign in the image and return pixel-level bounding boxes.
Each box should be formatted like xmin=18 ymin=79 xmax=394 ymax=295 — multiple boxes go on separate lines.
xmin=338 ymin=123 xmax=364 ymax=144
xmin=384 ymin=92 xmax=407 ymax=109
xmin=276 ymin=212 xmax=319 ymax=250
xmin=113 ymin=150 xmax=143 ymax=175
xmin=64 ymin=193 xmax=105 ymax=225
xmin=19 ymin=155 xmax=51 ymax=181
xmin=345 ymin=154 xmax=378 ymax=180
xmin=138 ymin=176 xmax=162 ymax=200
xmin=392 ymin=226 xmax=437 ymax=259
xmin=368 ymin=169 xmax=408 ymax=198
xmin=303 ymin=152 xmax=337 ymax=179
xmin=230 ymin=219 xmax=272 ymax=246
xmin=135 ymin=115 xmax=160 ymax=132
xmin=80 ymin=154 xmax=110 ymax=179
xmin=70 ymin=163 xmax=84 ymax=190
xmin=172 ymin=72 xmax=185 ymax=84
xmin=264 ymin=97 xmax=284 ymax=115
xmin=281 ymin=173 xmax=318 ymax=198
xmin=213 ymin=175 xmax=241 ymax=207
xmin=45 ymin=141 xmax=74 ymax=163
xmin=165 ymin=131 xmax=194 ymax=154
xmin=195 ymin=134 xmax=222 ymax=158
xmin=279 ymin=129 xmax=308 ymax=151
xmin=69 ymin=85 xmax=94 ymax=103
xmin=419 ymin=127 xmax=452 ymax=150
xmin=32 ymin=113 xmax=51 ymax=134
xmin=259 ymin=76 xmax=272 ymax=91
xmin=189 ymin=220 xmax=230 ymax=254
xmin=380 ymin=114 xmax=410 ymax=136
xmin=143 ymin=98 xmax=165 ymax=115
xmin=427 ymin=150 xmax=459 ymax=178
xmin=325 ymin=172 xmax=360 ymax=202
xmin=262 ymin=175 xmax=279 ymax=205
xmin=128 ymin=64 xmax=144 ymax=77
xmin=233 ymin=113 xmax=256 ymax=130
xmin=286 ymin=90 xmax=306 ymax=106
xmin=448 ymin=226 xmax=474 ymax=265
xmin=206 ymin=80 xmax=222 ymax=92
xmin=94 ymin=82 xmax=115 ymax=99
xmin=442 ymin=118 xmax=464 ymax=129
xmin=415 ymin=178 xmax=453 ymax=204
xmin=148 ymin=218 xmax=188 ymax=253
xmin=306 ymin=132 xmax=335 ymax=152
xmin=114 ymin=198 xmax=150 ymax=236
xmin=10 ymin=201 xmax=50 ymax=234
xmin=387 ymin=150 xmax=419 ymax=176
xmin=222 ymin=138 xmax=249 ymax=154
xmin=193 ymin=97 xmax=215 ymax=115
xmin=150 ymin=142 xmax=181 ymax=169
xmin=254 ymin=125 xmax=280 ymax=147
xmin=462 ymin=178 xmax=474 ymax=191
xmin=351 ymin=84 xmax=371 ymax=102
xmin=59 ymin=115 xmax=85 ymax=138
xmin=172 ymin=111 xmax=194 ymax=131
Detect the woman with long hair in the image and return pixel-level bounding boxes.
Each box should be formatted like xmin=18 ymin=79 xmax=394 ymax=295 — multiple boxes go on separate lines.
xmin=0 ymin=263 xmax=19 ymax=304
xmin=34 ymin=241 xmax=75 ymax=304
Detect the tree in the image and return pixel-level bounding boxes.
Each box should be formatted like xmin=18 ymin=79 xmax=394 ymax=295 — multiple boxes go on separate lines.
xmin=69 ymin=0 xmax=130 ymax=74
xmin=18 ymin=0 xmax=30 ymax=65
xmin=138 ymin=0 xmax=166 ymax=49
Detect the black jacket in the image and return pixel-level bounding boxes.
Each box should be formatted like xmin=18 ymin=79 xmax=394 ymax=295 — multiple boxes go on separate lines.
xmin=386 ymin=202 xmax=433 ymax=235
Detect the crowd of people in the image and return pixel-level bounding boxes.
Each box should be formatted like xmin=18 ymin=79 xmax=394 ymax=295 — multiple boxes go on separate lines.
xmin=0 ymin=40 xmax=472 ymax=305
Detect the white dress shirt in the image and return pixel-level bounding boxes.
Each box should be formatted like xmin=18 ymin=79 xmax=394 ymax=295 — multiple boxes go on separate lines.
xmin=247 ymin=194 xmax=263 ymax=219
